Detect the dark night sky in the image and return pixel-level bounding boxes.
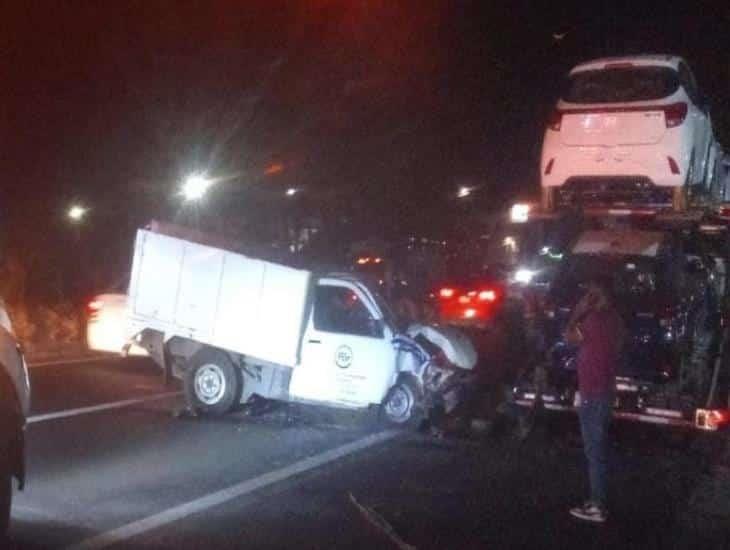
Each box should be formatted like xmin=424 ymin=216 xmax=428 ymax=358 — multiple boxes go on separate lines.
xmin=1 ymin=1 xmax=729 ymax=296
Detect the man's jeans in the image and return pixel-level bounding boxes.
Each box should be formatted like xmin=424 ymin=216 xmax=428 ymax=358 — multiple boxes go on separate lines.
xmin=577 ymin=396 xmax=612 ymax=508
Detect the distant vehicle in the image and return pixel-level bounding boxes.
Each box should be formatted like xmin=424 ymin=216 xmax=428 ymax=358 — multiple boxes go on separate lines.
xmin=541 ymin=55 xmax=717 ymax=211
xmin=0 ymin=300 xmax=30 ymax=535
xmin=86 ymin=293 xmax=147 ymax=356
xmin=513 ymin=224 xmax=730 ymax=431
xmin=430 ymin=271 xmax=506 ymax=329
xmin=126 ymin=224 xmax=477 ymax=427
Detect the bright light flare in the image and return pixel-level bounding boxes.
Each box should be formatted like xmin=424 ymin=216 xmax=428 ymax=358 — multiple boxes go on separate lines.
xmin=510 ymin=203 xmax=530 ymax=223
xmin=181 ymin=174 xmax=214 ymax=201
xmin=68 ymin=205 xmax=87 ymax=222
xmin=457 ymin=186 xmax=473 ymax=198
xmin=514 ymin=269 xmax=535 ymax=285
xmin=356 ymin=257 xmax=370 ymax=265
xmin=285 ymin=187 xmax=299 ymax=197
xmin=463 ymin=308 xmax=477 ymax=319
xmin=503 ymin=236 xmax=517 ymax=252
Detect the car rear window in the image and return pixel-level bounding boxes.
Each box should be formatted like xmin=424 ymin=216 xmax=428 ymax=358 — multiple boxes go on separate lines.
xmin=563 ymin=67 xmax=680 ymax=104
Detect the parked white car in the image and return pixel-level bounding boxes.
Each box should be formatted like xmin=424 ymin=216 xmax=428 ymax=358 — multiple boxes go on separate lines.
xmin=0 ymin=300 xmax=30 ymax=535
xmin=541 ymin=55 xmax=717 ymax=209
xmin=86 ymin=293 xmax=147 ymax=356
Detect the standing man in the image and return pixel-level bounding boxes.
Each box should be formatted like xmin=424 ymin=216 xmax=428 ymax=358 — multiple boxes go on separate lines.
xmin=565 ymin=276 xmax=624 ymax=523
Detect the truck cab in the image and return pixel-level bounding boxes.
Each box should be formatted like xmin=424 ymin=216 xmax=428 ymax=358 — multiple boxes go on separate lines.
xmin=288 ymin=276 xmax=400 ymax=409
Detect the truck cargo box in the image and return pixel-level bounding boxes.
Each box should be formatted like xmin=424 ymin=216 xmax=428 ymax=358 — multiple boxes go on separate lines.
xmin=127 ymin=228 xmax=312 ymax=368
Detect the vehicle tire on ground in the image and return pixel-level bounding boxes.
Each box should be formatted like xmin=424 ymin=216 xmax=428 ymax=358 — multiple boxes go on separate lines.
xmin=380 ymin=378 xmax=424 ymax=430
xmin=183 ymin=348 xmax=242 ymax=416
xmin=0 ymin=461 xmax=11 ymax=537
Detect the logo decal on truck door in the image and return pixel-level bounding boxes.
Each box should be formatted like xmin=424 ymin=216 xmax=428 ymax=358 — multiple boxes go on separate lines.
xmin=335 ymin=345 xmax=353 ymax=368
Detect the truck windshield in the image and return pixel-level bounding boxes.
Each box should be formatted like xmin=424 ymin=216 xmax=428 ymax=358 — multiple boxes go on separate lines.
xmin=563 ymin=67 xmax=680 ymax=103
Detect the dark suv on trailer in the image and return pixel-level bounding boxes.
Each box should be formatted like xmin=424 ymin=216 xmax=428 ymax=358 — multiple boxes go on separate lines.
xmin=513 ymin=226 xmax=723 ymax=428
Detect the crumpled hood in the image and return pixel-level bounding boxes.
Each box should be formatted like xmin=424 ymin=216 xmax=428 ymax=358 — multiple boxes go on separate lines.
xmin=406 ymin=324 xmax=477 ymax=370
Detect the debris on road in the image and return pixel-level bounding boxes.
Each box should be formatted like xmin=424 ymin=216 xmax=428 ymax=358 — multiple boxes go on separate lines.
xmin=348 ymin=492 xmax=416 ymax=550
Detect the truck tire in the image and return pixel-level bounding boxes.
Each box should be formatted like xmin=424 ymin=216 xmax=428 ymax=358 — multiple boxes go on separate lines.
xmin=380 ymin=378 xmax=424 ymax=430
xmin=184 ymin=349 xmax=242 ymax=416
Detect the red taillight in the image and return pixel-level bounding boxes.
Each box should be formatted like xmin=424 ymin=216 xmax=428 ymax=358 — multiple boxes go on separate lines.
xmin=439 ymin=288 xmax=455 ymax=299
xmin=664 ymin=102 xmax=688 ymax=128
xmin=478 ymin=289 xmax=497 ymax=302
xmin=696 ymin=409 xmax=730 ymax=431
xmin=667 ymin=156 xmax=680 ymax=175
xmin=544 ymin=158 xmax=555 ymax=175
xmin=548 ymin=109 xmax=562 ymax=131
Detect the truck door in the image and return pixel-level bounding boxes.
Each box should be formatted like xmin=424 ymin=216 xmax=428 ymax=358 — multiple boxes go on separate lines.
xmin=289 ymin=282 xmax=396 ymax=408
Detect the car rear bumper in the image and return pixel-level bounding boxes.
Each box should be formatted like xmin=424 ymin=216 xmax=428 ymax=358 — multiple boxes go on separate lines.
xmin=541 ymin=131 xmax=690 ymax=188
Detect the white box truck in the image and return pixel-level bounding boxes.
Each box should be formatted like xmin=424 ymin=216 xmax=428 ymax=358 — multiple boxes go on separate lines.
xmin=126 ymin=224 xmax=476 ymax=427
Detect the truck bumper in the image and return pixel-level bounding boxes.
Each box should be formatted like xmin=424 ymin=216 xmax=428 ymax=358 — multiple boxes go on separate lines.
xmin=513 ymin=393 xmax=729 ymax=432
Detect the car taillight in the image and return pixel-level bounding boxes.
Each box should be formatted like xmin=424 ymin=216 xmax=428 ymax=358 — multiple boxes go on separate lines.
xmin=695 ymin=409 xmax=730 ymax=431
xmin=664 ymin=102 xmax=688 ymax=128
xmin=548 ymin=109 xmax=562 ymax=131
xmin=463 ymin=308 xmax=477 ymax=319
xmin=478 ymin=289 xmax=497 ymax=302
xmin=439 ymin=287 xmax=455 ymax=299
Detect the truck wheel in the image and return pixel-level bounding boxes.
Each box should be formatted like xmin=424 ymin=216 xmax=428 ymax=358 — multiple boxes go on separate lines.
xmin=0 ymin=463 xmax=10 ymax=537
xmin=184 ymin=349 xmax=242 ymax=416
xmin=380 ymin=379 xmax=424 ymax=430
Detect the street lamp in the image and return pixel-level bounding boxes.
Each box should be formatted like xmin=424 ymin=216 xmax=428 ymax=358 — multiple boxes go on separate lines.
xmin=67 ymin=205 xmax=87 ymax=222
xmin=180 ymin=173 xmax=214 ymax=201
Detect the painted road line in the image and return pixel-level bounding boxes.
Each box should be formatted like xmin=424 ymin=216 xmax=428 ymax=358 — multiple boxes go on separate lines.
xmin=28 ymin=356 xmax=122 ymax=368
xmin=64 ymin=430 xmax=399 ymax=550
xmin=28 ymin=392 xmax=182 ymax=424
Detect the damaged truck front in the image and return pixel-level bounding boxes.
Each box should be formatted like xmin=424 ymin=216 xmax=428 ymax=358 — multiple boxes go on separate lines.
xmin=125 ymin=224 xmax=476 ymax=427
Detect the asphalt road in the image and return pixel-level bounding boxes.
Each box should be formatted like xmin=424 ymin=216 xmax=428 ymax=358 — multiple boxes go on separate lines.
xmin=7 ymin=356 xmax=730 ymax=549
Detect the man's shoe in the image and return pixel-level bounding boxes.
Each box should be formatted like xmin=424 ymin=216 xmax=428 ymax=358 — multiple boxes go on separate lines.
xmin=569 ymin=502 xmax=607 ymax=523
